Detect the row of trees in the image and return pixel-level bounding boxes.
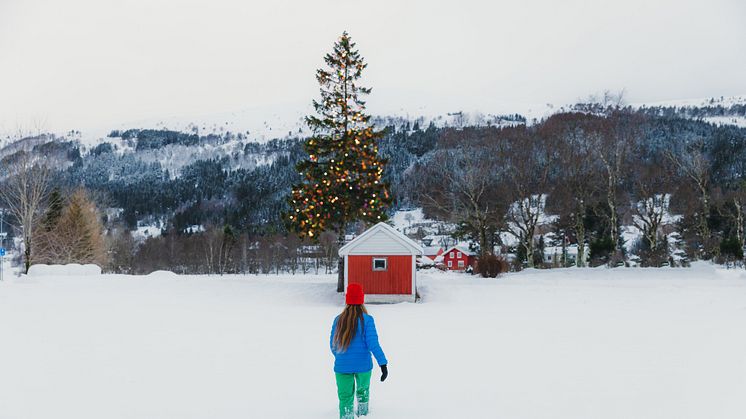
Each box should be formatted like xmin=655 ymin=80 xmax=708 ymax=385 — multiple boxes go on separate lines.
xmin=406 ymin=110 xmax=746 ymax=268
xmin=0 ymin=152 xmax=344 ymax=275
xmin=116 ymin=227 xmax=342 ymax=275
xmin=3 ymin=108 xmax=746 ymax=274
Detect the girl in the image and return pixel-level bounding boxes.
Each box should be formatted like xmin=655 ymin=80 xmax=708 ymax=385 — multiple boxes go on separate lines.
xmin=330 ymin=283 xmax=388 ymax=419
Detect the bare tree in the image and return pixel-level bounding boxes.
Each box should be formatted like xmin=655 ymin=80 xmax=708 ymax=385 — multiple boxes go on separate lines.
xmin=728 ymin=184 xmax=746 ymax=254
xmin=590 ymin=112 xmax=637 ymax=260
xmin=665 ymin=138 xmax=714 ymax=258
xmin=501 ymin=130 xmax=554 ymax=268
xmin=200 ymin=225 xmax=237 ymax=274
xmin=504 ymin=194 xmax=550 ymax=268
xmin=412 ymin=146 xmax=505 ymax=255
xmin=715 ymin=180 xmax=746 ymax=265
xmin=318 ymin=231 xmax=339 ymax=274
xmin=629 ymin=152 xmax=676 ymax=254
xmin=0 ymin=154 xmax=50 ymax=273
xmin=543 ymin=114 xmax=602 ymax=266
xmin=107 ymin=226 xmax=136 ymax=274
xmin=628 ymin=162 xmax=679 ymax=266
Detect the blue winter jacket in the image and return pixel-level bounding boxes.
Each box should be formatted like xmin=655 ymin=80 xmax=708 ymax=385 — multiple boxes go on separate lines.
xmin=330 ymin=313 xmax=388 ymax=374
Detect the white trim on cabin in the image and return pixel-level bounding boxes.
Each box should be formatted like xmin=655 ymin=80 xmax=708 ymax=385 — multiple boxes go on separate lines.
xmin=372 ymin=257 xmax=388 ymax=271
xmin=365 ymin=294 xmax=416 ymax=304
xmin=339 ymin=222 xmax=423 ymax=256
xmin=344 ymin=254 xmax=349 ymax=291
xmin=411 ymin=253 xmax=416 ymax=300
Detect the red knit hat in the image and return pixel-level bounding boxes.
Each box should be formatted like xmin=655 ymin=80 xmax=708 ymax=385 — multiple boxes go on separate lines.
xmin=346 ymin=283 xmax=365 ymax=305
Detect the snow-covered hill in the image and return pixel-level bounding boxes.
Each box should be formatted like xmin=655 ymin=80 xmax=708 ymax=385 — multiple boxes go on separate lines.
xmin=635 ymin=95 xmax=746 ymax=127
xmin=0 ymin=263 xmax=744 ymax=418
xmin=636 ymin=95 xmax=746 ymax=109
xmin=4 ymin=94 xmax=744 ymax=152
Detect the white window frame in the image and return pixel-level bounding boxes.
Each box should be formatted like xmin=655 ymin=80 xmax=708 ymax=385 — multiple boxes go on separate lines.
xmin=447 ymin=260 xmax=453 ymax=268
xmin=457 ymin=252 xmax=462 ymax=258
xmin=458 ymin=260 xmax=465 ymax=268
xmin=372 ymin=257 xmax=388 ymax=271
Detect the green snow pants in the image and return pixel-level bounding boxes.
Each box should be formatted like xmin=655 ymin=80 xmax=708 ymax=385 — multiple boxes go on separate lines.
xmin=335 ymin=370 xmax=371 ymax=419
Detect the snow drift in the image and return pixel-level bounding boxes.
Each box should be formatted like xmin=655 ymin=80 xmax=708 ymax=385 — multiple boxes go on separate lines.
xmin=26 ymin=263 xmax=102 ymax=277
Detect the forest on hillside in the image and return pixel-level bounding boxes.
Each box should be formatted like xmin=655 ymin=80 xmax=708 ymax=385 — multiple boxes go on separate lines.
xmin=1 ymin=104 xmax=745 ymax=274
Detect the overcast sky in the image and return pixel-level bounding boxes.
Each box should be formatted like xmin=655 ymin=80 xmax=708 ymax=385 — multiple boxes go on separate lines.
xmin=1 ymin=0 xmax=745 ymax=134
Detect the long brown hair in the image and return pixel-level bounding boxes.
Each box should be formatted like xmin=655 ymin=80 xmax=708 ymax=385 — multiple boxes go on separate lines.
xmin=333 ymin=304 xmax=368 ymax=352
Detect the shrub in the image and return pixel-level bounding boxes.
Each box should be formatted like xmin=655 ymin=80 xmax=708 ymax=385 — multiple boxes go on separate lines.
xmin=720 ymin=236 xmax=744 ymax=261
xmin=476 ymin=253 xmax=509 ymax=278
xmin=589 ymin=236 xmax=615 ymax=266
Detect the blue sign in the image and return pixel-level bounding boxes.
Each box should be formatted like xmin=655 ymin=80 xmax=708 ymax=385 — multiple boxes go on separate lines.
xmin=0 ymin=248 xmax=5 ymax=256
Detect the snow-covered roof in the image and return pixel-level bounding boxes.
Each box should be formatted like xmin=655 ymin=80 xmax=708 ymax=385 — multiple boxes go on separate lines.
xmin=422 ymin=246 xmax=443 ymax=255
xmin=417 ymin=255 xmax=435 ymax=266
xmin=339 ymin=222 xmax=423 ymax=256
xmin=443 ymin=245 xmax=477 ymax=256
xmin=544 ymin=245 xmax=579 ymax=256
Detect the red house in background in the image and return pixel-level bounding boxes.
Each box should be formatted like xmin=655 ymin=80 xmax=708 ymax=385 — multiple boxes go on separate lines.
xmin=339 ymin=222 xmax=423 ymax=303
xmin=422 ymin=246 xmax=444 ymax=261
xmin=442 ymin=246 xmax=477 ymax=271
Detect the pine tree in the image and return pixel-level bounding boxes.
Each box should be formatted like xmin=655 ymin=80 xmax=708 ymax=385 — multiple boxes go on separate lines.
xmin=34 ymin=189 xmax=107 ymax=267
xmin=287 ymin=32 xmax=391 ymax=241
xmin=42 ymin=188 xmax=64 ymax=231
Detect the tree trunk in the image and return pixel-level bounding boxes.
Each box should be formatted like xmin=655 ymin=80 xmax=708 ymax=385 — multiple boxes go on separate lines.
xmin=735 ymin=197 xmax=745 ymax=267
xmin=479 ymin=222 xmax=489 ymax=256
xmin=524 ymin=223 xmax=536 ymax=269
xmin=734 ymin=200 xmax=744 ymax=246
xmin=700 ymin=187 xmax=711 ymax=258
xmin=735 ymin=198 xmax=743 ymax=246
xmin=24 ymin=235 xmax=31 ymax=274
xmin=337 ymin=228 xmax=345 ymax=292
xmin=241 ymin=236 xmax=248 ymax=274
xmin=337 ymin=257 xmax=345 ymax=292
xmin=525 ymin=241 xmax=535 ymax=268
xmin=607 ymin=186 xmax=618 ymax=250
xmin=576 ymin=215 xmax=586 ymax=267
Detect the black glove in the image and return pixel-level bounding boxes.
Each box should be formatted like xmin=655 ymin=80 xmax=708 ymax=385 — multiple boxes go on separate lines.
xmin=380 ymin=364 xmax=388 ymax=382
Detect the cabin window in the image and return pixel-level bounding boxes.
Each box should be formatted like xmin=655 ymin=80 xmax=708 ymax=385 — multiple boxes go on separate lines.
xmin=448 ymin=260 xmax=453 ymax=268
xmin=457 ymin=252 xmax=462 ymax=258
xmin=372 ymin=257 xmax=388 ymax=271
xmin=458 ymin=260 xmax=465 ymax=268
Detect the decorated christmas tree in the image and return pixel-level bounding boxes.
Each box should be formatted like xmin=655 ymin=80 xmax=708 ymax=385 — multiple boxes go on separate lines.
xmin=287 ymin=32 xmax=391 ymax=243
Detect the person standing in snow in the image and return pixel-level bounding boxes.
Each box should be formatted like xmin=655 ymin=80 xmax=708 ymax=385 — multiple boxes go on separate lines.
xmin=330 ymin=283 xmax=388 ymax=419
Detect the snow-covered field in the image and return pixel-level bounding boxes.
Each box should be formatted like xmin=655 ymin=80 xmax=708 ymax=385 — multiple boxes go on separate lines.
xmin=1 ymin=264 xmax=745 ymax=419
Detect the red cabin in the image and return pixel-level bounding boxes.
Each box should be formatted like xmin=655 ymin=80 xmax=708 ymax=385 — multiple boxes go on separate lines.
xmin=339 ymin=222 xmax=423 ymax=303
xmin=442 ymin=246 xmax=476 ymax=271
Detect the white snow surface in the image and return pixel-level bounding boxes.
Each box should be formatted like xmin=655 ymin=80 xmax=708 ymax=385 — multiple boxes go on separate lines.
xmin=27 ymin=263 xmax=102 ymax=277
xmin=703 ymin=115 xmax=746 ymax=128
xmin=131 ymin=225 xmax=162 ymax=241
xmin=1 ymin=264 xmax=745 ymax=418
